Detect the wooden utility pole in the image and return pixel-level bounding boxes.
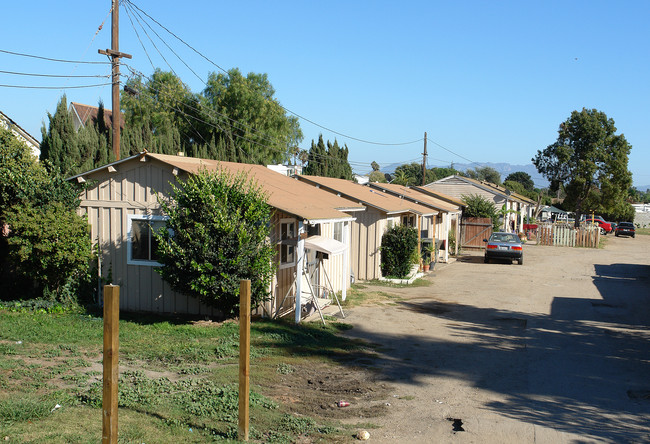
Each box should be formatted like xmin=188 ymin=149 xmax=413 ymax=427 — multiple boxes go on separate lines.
xmin=102 ymin=285 xmax=120 ymax=444
xmin=422 ymin=132 xmax=428 ymax=186
xmin=238 ymin=280 xmax=251 ymax=441
xmin=99 ymin=0 xmax=131 ymax=161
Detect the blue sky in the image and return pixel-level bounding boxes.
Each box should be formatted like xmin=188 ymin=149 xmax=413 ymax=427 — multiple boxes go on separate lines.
xmin=2 ymin=1 xmax=649 ymax=186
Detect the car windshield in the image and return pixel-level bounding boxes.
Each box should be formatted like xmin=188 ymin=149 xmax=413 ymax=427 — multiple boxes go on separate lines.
xmin=619 ymin=223 xmax=634 ymax=228
xmin=490 ymin=233 xmax=520 ymax=243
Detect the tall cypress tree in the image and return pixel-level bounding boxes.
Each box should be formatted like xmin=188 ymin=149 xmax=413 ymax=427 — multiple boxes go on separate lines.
xmin=40 ymin=95 xmax=80 ymax=177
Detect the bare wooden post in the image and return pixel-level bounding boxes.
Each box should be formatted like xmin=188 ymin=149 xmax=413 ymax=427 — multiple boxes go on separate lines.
xmin=238 ymin=280 xmax=251 ymax=441
xmin=102 ymin=285 xmax=119 ymax=444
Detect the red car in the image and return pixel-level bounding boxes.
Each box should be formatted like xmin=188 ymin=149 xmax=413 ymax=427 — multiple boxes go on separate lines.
xmin=583 ymin=216 xmax=612 ymax=234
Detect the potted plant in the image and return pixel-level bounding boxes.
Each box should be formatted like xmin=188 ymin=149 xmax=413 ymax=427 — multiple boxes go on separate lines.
xmin=422 ymin=244 xmax=434 ymax=272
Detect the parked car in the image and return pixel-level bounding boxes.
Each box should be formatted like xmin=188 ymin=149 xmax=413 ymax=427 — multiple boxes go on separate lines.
xmin=615 ymin=222 xmax=635 ymax=238
xmin=583 ymin=216 xmax=612 ymax=235
xmin=483 ymin=232 xmax=523 ymax=265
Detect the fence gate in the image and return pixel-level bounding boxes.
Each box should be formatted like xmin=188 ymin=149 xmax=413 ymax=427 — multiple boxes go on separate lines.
xmin=460 ymin=217 xmax=493 ymax=249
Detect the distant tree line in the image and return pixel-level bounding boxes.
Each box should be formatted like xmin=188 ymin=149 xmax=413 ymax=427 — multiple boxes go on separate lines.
xmin=40 ymin=68 xmax=304 ymax=177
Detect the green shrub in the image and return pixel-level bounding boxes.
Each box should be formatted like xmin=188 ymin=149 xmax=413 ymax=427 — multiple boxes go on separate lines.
xmin=380 ymin=224 xmax=418 ymax=278
xmin=461 ymin=194 xmax=500 ymax=230
xmin=1 ymin=126 xmax=87 ymax=302
xmin=154 ymin=169 xmax=276 ymax=317
xmin=4 ymin=202 xmax=92 ymax=301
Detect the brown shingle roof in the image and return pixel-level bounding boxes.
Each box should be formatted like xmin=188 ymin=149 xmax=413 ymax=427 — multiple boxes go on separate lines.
xmin=146 ymin=153 xmax=364 ymax=221
xmin=368 ymin=182 xmax=462 ymax=213
xmin=297 ymin=175 xmax=436 ymax=215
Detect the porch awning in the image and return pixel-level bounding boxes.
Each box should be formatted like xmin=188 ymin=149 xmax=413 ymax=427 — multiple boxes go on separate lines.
xmin=304 ymin=235 xmax=347 ymax=256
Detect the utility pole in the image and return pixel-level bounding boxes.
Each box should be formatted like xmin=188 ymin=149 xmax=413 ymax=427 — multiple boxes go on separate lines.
xmin=99 ymin=0 xmax=131 ymax=161
xmin=422 ymin=132 xmax=427 ymax=186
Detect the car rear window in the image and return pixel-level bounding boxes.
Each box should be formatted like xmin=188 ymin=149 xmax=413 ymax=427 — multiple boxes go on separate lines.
xmin=490 ymin=233 xmax=520 ymax=243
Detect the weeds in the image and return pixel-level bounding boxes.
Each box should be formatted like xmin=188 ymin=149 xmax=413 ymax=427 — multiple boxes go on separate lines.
xmin=0 ymin=310 xmax=359 ymax=442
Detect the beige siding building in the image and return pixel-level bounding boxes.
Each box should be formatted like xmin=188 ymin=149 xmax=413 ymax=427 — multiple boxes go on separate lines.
xmin=367 ymin=182 xmax=464 ymax=262
xmin=296 ymin=175 xmax=437 ymax=280
xmin=423 ymin=175 xmax=535 ymax=232
xmin=70 ymin=152 xmax=364 ymax=321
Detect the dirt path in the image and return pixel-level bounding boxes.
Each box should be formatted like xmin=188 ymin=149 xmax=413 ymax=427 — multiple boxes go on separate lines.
xmin=339 ymin=235 xmax=650 ymax=443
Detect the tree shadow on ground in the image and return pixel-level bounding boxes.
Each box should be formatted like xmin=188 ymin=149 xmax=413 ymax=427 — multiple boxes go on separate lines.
xmin=339 ymin=261 xmax=650 ymax=442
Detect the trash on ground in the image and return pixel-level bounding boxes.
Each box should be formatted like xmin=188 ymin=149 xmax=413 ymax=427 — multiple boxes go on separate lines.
xmin=356 ymin=430 xmax=370 ymax=440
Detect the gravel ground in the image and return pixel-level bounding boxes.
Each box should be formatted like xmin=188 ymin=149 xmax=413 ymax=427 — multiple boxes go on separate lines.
xmin=340 ymin=234 xmax=650 ymax=443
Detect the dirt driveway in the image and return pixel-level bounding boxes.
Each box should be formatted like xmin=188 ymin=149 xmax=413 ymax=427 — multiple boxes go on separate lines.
xmin=339 ymin=235 xmax=650 ymax=443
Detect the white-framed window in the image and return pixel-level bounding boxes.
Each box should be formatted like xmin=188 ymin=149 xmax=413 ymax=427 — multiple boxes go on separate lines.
xmin=127 ymin=215 xmax=169 ymax=266
xmin=333 ymin=222 xmax=343 ymax=242
xmin=402 ymin=215 xmax=415 ymax=227
xmin=279 ymin=218 xmax=296 ymax=269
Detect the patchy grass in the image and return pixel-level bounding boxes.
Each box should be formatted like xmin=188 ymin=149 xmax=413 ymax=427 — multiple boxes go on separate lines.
xmin=635 ymin=227 xmax=650 ymax=236
xmin=0 ymin=309 xmax=374 ymax=443
xmin=343 ymin=278 xmax=432 ymax=308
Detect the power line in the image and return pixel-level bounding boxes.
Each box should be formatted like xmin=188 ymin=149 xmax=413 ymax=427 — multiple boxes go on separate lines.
xmin=426 ymin=137 xmax=482 ymax=166
xmin=0 ymin=83 xmax=111 ymax=89
xmin=0 ymin=49 xmax=110 ymax=65
xmin=0 ymin=70 xmax=109 ymax=79
xmin=124 ymin=1 xmax=205 ymax=85
xmin=124 ymin=0 xmax=229 ymax=74
xmin=123 ymin=0 xmax=424 ymax=147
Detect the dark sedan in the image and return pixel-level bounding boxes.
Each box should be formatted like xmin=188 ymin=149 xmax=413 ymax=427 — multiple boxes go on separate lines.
xmin=615 ymin=222 xmax=635 ymax=238
xmin=484 ymin=232 xmax=524 ymax=265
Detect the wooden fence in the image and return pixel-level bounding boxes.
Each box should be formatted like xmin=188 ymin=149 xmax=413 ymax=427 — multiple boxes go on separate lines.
xmin=460 ymin=217 xmax=492 ymax=249
xmin=537 ymin=224 xmax=600 ymax=248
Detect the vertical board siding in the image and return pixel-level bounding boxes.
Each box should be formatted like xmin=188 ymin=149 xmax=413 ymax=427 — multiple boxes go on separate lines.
xmin=350 ymin=208 xmax=385 ymax=281
xmin=460 ymin=217 xmax=493 ymax=249
xmin=78 ymin=161 xmax=219 ymax=316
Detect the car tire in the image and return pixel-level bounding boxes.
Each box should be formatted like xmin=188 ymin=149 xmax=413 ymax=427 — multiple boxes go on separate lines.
xmin=600 ymin=228 xmax=606 ymax=235
xmin=615 ymin=233 xmax=619 ymax=237
xmin=484 ymin=257 xmax=489 ymax=264
xmin=518 ymin=258 xmax=523 ymax=265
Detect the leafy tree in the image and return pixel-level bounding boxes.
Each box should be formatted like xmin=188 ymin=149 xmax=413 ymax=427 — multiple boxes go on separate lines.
xmin=461 ymin=194 xmax=499 ymax=230
xmin=1 ymin=126 xmax=90 ymax=301
xmin=380 ymin=224 xmax=419 ymax=278
xmin=463 ymin=166 xmax=501 ymax=185
xmin=390 ymin=163 xmax=460 ymax=187
xmin=371 ymin=161 xmax=380 ymax=171
xmin=428 ymin=166 xmax=459 ymax=182
xmin=154 ymin=169 xmax=275 ymax=316
xmin=368 ymin=170 xmax=387 ymax=183
xmin=533 ymin=108 xmax=633 ymax=225
xmin=392 ymin=169 xmax=412 ymax=186
xmin=42 ymin=68 xmax=304 ymax=173
xmin=505 ymin=171 xmax=534 ymax=191
xmin=393 ymin=163 xmax=421 ymax=185
xmin=1 ymin=126 xmax=79 ymax=218
xmin=201 ymin=68 xmax=303 ymax=164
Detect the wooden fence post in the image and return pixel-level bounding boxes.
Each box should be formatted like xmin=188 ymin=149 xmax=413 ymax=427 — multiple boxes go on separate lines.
xmin=102 ymin=285 xmax=119 ymax=444
xmin=239 ymin=280 xmax=251 ymax=441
